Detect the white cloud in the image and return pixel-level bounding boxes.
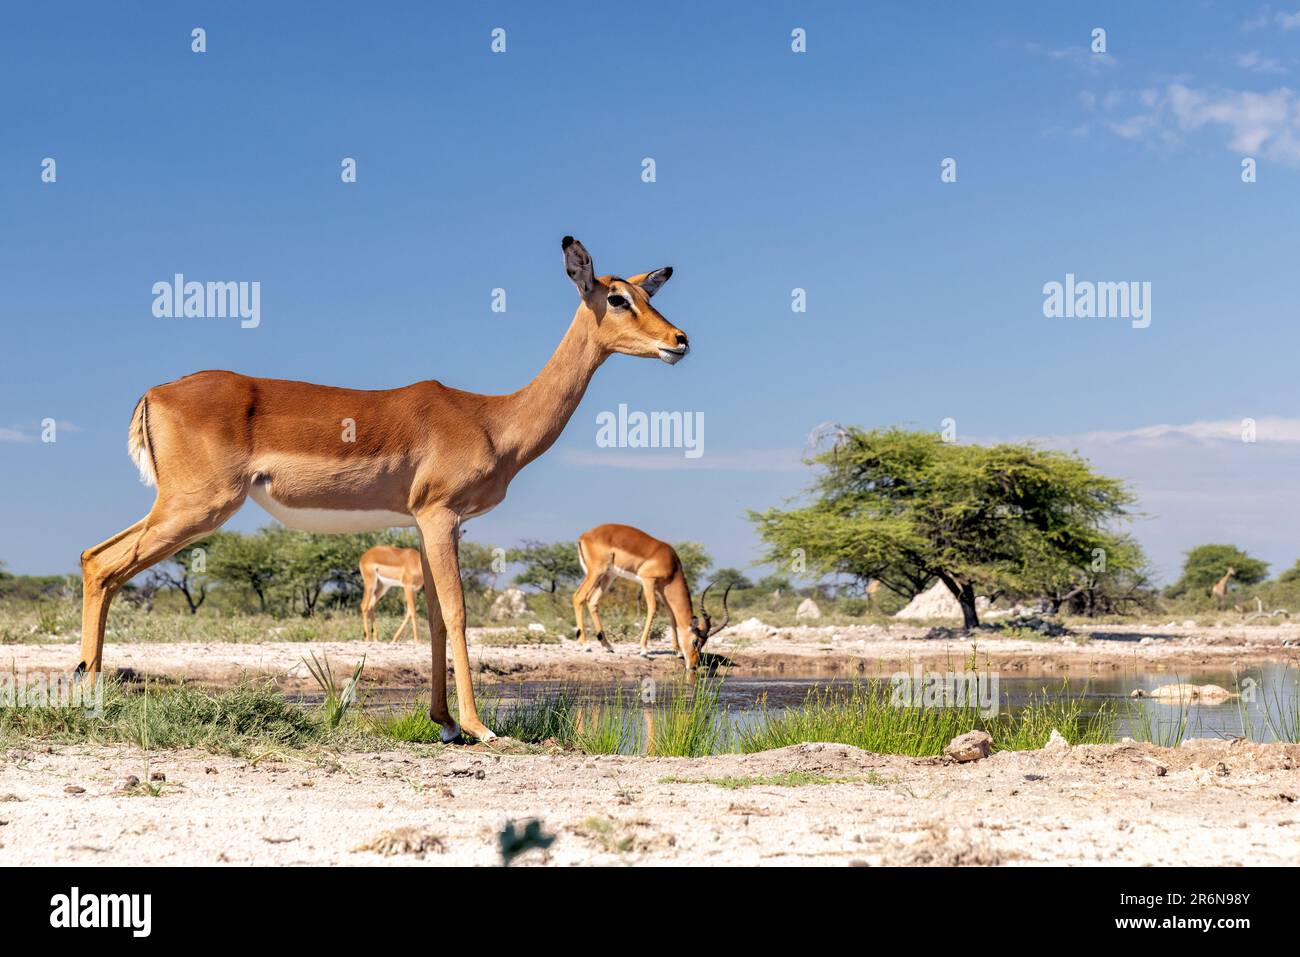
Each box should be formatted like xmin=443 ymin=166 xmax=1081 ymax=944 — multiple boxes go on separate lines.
xmin=1015 ymin=417 xmax=1300 ymax=581
xmin=1237 ymin=50 xmax=1288 ymax=74
xmin=1027 ymin=42 xmax=1116 ymax=76
xmin=557 ymin=418 xmax=1300 ymax=582
xmin=1242 ymin=8 xmax=1300 ymax=31
xmin=1096 ymin=81 xmax=1300 ymax=165
xmin=1045 ymin=416 xmax=1300 ymax=446
xmin=0 ymin=421 xmax=80 ymax=442
xmin=560 ymin=448 xmax=804 ymax=472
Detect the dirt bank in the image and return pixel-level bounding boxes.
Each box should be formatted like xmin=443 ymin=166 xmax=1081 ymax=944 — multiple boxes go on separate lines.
xmin=4 ymin=622 xmax=1298 ymax=690
xmin=1 ymin=738 xmax=1295 ymax=866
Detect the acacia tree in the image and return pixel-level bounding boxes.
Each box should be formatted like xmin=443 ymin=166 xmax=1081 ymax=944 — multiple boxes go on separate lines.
xmin=205 ymin=529 xmax=285 ymax=613
xmin=710 ymin=568 xmax=753 ymax=590
xmin=1011 ymin=532 xmax=1155 ymax=615
xmin=749 ymin=428 xmax=1137 ymax=629
xmin=458 ymin=540 xmax=502 ymax=594
xmin=671 ymin=541 xmax=712 ymax=593
xmin=152 ymin=538 xmax=215 ymax=614
xmin=279 ymin=531 xmax=379 ymax=616
xmin=507 ymin=541 xmax=583 ymax=594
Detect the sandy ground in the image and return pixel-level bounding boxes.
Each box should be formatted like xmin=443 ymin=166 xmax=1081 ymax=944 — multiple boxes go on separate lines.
xmin=3 ymin=621 xmax=1299 ymax=690
xmin=0 ymin=738 xmax=1296 ymax=866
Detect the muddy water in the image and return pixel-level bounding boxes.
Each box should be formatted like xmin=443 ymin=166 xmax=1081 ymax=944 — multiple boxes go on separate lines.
xmin=329 ymin=664 xmax=1299 ymax=743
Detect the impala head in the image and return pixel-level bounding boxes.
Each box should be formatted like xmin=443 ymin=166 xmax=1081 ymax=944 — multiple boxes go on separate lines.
xmin=562 ymin=236 xmax=689 ymax=364
xmin=686 ymin=581 xmax=732 ymax=670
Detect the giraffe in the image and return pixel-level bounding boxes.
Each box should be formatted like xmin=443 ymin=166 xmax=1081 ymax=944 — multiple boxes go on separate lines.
xmin=1210 ymin=567 xmax=1236 ymax=608
xmin=865 ymin=578 xmax=882 ymax=605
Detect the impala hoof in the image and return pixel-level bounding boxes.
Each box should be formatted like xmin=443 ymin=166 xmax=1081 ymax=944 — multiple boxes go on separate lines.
xmin=439 ymin=723 xmax=463 ymax=744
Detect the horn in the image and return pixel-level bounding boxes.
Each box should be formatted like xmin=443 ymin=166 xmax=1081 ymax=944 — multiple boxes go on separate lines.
xmin=705 ymin=582 xmax=733 ymax=638
xmin=696 ymin=581 xmax=713 ymax=623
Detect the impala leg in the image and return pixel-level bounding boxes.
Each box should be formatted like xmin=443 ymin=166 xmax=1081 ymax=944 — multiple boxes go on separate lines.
xmin=392 ymin=583 xmax=419 ymax=643
xmin=417 ymin=510 xmax=494 ymax=742
xmin=638 ymin=578 xmax=658 ymax=657
xmin=572 ymin=572 xmax=598 ymax=646
xmin=660 ymin=586 xmax=682 ymax=657
xmin=587 ymin=579 xmax=613 ymax=653
xmin=371 ymin=582 xmax=393 ymax=640
xmin=78 ymin=519 xmax=147 ymax=677
xmin=360 ymin=570 xmax=378 ymax=642
xmin=416 ymin=541 xmax=458 ymax=739
xmin=78 ymin=494 xmax=242 ymax=679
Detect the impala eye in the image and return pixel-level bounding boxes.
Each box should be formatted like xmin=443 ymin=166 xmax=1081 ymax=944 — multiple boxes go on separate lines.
xmin=607 ymin=294 xmax=629 ymax=309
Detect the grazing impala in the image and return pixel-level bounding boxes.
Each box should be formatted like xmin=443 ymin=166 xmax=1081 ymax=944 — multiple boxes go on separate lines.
xmin=572 ymin=523 xmax=730 ymax=670
xmin=359 ymin=545 xmax=424 ymax=643
xmin=77 ymin=237 xmax=688 ymax=742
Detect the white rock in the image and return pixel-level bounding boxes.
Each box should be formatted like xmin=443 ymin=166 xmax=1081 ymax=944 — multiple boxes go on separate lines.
xmin=795 ymin=598 xmax=822 ymax=620
xmin=490 ymin=587 xmax=528 ymax=620
xmin=1147 ymin=683 xmax=1235 ymax=702
xmin=893 ymin=581 xmax=991 ymax=621
xmin=527 ymin=622 xmax=546 ymax=633
xmin=732 ymin=617 xmax=775 ymax=639
xmin=1045 ymin=729 xmax=1070 ymax=750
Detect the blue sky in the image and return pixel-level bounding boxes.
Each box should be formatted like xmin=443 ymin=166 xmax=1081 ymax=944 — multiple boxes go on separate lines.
xmin=4 ymin=1 xmax=1300 ymax=583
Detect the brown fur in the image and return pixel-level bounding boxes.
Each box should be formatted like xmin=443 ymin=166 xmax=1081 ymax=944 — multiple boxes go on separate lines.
xmin=1211 ymin=567 xmax=1236 ymax=608
xmin=573 ymin=523 xmax=721 ymax=670
xmin=78 ymin=238 xmax=687 ymax=741
xmin=359 ymin=546 xmax=425 ymax=643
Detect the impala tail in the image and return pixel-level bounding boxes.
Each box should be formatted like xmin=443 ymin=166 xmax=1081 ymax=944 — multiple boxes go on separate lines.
xmin=127 ymin=395 xmax=157 ymax=487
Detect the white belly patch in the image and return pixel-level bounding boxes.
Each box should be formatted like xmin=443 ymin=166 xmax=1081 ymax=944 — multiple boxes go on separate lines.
xmin=250 ymin=480 xmax=416 ymax=533
xmin=609 ymin=566 xmax=642 ymax=584
xmin=376 ymin=574 xmax=405 ymax=588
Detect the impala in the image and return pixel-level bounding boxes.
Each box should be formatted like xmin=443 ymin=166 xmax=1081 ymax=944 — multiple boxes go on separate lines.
xmin=359 ymin=545 xmax=424 ymax=643
xmin=572 ymin=523 xmax=730 ymax=670
xmin=77 ymin=237 xmax=688 ymax=742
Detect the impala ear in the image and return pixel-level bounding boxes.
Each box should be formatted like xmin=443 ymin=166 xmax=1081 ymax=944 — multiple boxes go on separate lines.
xmin=628 ymin=266 xmax=673 ymax=298
xmin=562 ymin=236 xmax=594 ymax=299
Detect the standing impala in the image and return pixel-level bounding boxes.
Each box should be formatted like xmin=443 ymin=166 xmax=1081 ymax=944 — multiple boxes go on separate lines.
xmin=572 ymin=523 xmax=730 ymax=670
xmin=77 ymin=237 xmax=689 ymax=742
xmin=358 ymin=545 xmax=424 ymax=643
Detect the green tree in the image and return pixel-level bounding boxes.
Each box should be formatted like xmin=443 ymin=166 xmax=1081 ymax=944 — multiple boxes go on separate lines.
xmin=205 ymin=529 xmax=285 ymax=613
xmin=754 ymin=573 xmax=792 ymax=594
xmin=710 ymin=567 xmax=753 ymax=590
xmin=459 ymin=540 xmax=502 ymax=594
xmin=280 ymin=531 xmax=379 ymax=616
xmin=1164 ymin=544 xmax=1268 ymax=599
xmin=1277 ymin=560 xmax=1300 ymax=584
xmin=153 ymin=538 xmax=216 ymax=614
xmin=1011 ymin=532 xmax=1155 ymax=615
xmin=507 ymin=540 xmax=583 ymax=593
xmin=749 ymin=427 xmax=1137 ymax=629
xmin=672 ymin=541 xmax=712 ymax=593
